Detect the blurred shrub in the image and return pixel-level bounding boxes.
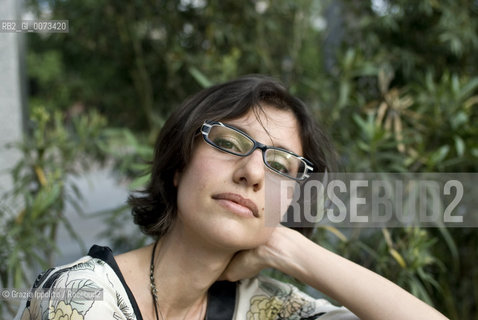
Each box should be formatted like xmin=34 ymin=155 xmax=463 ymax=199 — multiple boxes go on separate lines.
xmin=0 ymin=107 xmax=108 ymax=314
xmin=0 ymin=107 xmax=153 ymax=316
xmin=9 ymin=0 xmax=478 ymax=319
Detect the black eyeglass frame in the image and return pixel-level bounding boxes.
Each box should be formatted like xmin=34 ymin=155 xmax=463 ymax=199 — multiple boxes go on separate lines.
xmin=200 ymin=120 xmax=314 ymax=181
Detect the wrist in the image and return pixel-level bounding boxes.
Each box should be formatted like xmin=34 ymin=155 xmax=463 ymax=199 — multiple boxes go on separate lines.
xmin=257 ymin=227 xmax=308 ymax=274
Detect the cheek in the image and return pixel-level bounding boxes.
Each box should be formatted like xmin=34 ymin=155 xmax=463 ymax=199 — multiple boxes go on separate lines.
xmin=175 ymin=151 xmax=228 ymax=215
xmin=178 ymin=153 xmax=214 ymax=189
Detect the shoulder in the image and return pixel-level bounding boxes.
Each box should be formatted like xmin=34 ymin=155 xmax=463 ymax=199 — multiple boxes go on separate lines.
xmin=15 ymin=248 xmax=138 ymax=320
xmin=235 ymin=275 xmax=358 ymax=320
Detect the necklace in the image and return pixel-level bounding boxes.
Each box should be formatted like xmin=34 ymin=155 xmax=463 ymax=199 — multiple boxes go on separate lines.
xmin=150 ymin=241 xmax=165 ymax=320
xmin=149 ymin=241 xmax=207 ymax=320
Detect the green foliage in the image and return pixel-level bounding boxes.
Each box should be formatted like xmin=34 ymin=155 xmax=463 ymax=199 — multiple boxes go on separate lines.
xmin=25 ymin=0 xmax=331 ymax=131
xmin=0 ymin=107 xmax=110 ymax=314
xmin=9 ymin=0 xmax=478 ymax=319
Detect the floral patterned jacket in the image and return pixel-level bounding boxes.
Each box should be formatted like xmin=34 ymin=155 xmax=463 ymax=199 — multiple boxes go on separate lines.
xmin=15 ymin=245 xmax=358 ymax=320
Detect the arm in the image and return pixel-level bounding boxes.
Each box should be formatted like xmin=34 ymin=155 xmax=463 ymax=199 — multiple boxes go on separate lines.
xmin=220 ymin=227 xmax=448 ymax=320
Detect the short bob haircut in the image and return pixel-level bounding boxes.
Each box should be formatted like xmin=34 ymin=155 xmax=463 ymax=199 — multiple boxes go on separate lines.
xmin=129 ymin=75 xmax=335 ymax=239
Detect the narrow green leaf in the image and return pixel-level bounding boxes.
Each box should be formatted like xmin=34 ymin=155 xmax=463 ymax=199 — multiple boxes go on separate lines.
xmin=189 ymin=67 xmax=212 ymax=88
xmin=472 ymin=148 xmax=478 ymax=158
xmin=437 ymin=226 xmax=459 ymax=273
xmin=128 ymin=174 xmax=151 ymax=190
xmin=430 ymin=145 xmax=450 ymax=164
xmin=454 ymin=136 xmax=465 ymax=157
xmin=343 ymin=49 xmax=355 ymax=70
xmin=459 ymin=77 xmax=478 ymax=100
xmin=31 ymin=185 xmax=61 ymax=219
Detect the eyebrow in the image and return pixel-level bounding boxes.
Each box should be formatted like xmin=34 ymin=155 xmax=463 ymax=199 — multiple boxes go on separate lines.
xmin=225 ymin=122 xmax=300 ymax=155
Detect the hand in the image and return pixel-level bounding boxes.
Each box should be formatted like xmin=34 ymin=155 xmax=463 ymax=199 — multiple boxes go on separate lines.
xmin=218 ymin=248 xmax=265 ymax=282
xmin=219 ymin=227 xmax=303 ymax=282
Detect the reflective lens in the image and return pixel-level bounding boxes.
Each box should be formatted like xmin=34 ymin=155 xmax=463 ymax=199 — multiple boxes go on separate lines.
xmin=208 ymin=126 xmax=254 ymax=155
xmin=202 ymin=121 xmax=313 ymax=180
xmin=264 ymin=149 xmax=303 ymax=178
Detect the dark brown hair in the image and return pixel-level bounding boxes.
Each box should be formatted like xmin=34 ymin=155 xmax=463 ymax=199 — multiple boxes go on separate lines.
xmin=128 ymin=75 xmax=335 ymax=238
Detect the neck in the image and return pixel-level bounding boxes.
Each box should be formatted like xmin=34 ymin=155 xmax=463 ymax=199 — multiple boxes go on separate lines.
xmin=151 ymin=223 xmax=235 ymax=319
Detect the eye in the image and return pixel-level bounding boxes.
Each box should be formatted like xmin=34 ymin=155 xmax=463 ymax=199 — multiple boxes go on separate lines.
xmin=266 ymin=150 xmax=303 ymax=177
xmin=213 ymin=137 xmax=242 ymax=152
xmin=269 ymin=161 xmax=290 ymax=174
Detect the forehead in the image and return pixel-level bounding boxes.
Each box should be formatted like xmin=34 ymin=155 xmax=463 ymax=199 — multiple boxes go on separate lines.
xmin=223 ymin=105 xmax=303 ymax=155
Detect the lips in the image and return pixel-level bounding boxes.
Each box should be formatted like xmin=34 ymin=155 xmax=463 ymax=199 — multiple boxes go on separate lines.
xmin=212 ymin=193 xmax=259 ymax=218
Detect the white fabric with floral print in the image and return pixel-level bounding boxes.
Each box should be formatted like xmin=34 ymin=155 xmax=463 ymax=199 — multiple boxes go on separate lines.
xmin=237 ymin=276 xmax=358 ymax=320
xmin=15 ymin=251 xmax=358 ymax=320
xmin=15 ymin=256 xmax=136 ymax=320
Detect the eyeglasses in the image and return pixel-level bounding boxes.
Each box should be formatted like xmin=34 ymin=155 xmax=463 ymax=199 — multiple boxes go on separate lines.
xmin=201 ymin=120 xmax=314 ymax=181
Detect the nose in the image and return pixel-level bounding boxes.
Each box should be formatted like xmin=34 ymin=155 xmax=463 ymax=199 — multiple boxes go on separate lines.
xmin=232 ymin=149 xmax=265 ymax=192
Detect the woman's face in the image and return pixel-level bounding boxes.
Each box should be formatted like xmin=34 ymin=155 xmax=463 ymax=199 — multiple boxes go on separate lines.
xmin=174 ymin=105 xmax=303 ymax=250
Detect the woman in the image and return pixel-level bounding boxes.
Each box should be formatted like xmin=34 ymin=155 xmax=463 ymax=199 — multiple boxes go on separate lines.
xmin=16 ymin=75 xmax=447 ymax=320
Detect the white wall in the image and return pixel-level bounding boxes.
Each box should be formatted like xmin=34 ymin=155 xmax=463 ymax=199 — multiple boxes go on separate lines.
xmin=0 ymin=0 xmax=25 ymax=201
